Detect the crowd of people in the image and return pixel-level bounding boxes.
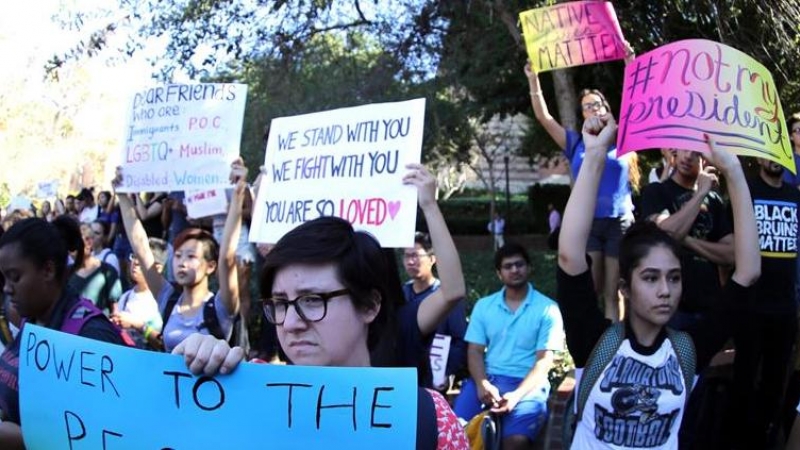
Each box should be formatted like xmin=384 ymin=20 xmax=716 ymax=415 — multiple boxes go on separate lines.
xmin=0 ymin=61 xmax=800 ymax=450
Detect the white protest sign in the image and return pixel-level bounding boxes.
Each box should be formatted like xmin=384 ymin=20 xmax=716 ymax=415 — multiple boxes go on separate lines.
xmin=117 ymin=83 xmax=247 ymax=193
xmin=185 ymin=188 xmax=228 ymax=219
xmin=250 ymin=98 xmax=426 ymax=247
xmin=36 ymin=180 xmax=59 ymax=199
xmin=429 ymin=334 xmax=452 ymax=389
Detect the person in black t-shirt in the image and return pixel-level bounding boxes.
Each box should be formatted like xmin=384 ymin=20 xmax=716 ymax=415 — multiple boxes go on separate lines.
xmin=639 ymin=150 xmax=734 ymax=333
xmin=730 ymin=158 xmax=800 ymax=448
xmin=0 ymin=217 xmax=126 ymax=449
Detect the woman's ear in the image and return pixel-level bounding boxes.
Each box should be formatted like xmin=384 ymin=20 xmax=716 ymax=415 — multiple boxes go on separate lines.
xmin=361 ymin=289 xmax=382 ymax=324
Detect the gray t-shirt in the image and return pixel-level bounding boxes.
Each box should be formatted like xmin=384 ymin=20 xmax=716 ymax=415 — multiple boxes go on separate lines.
xmin=157 ymin=283 xmax=235 ymax=352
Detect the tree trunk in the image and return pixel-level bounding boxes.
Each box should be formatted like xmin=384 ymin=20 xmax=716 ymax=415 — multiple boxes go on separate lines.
xmin=551 ymin=69 xmax=578 ymax=131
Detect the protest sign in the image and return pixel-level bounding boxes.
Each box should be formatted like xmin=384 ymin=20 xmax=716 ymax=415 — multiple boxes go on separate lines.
xmin=7 ymin=196 xmax=32 ymax=212
xmin=36 ymin=180 xmax=59 ymax=199
xmin=250 ymin=98 xmax=426 ymax=247
xmin=19 ymin=325 xmax=418 ymax=449
xmin=617 ymin=39 xmax=794 ymax=173
xmin=429 ymin=334 xmax=452 ymax=389
xmin=520 ymin=1 xmax=626 ymax=72
xmin=185 ymin=188 xmax=228 ymax=219
xmin=117 ymin=83 xmax=248 ymax=193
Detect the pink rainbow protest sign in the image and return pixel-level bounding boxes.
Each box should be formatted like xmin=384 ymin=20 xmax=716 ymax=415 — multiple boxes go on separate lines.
xmin=519 ymin=1 xmax=626 ymax=72
xmin=617 ymin=39 xmax=794 ymax=172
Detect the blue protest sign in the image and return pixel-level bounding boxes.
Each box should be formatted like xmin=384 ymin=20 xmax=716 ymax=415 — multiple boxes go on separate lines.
xmin=19 ymin=325 xmax=418 ymax=449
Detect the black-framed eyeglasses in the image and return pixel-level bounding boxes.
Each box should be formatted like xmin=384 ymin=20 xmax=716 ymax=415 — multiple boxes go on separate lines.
xmin=262 ymin=288 xmax=350 ymax=325
xmin=581 ymin=101 xmax=604 ymax=111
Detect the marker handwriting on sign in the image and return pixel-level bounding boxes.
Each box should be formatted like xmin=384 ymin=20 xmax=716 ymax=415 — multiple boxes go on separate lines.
xmin=270 ymin=150 xmax=399 ymax=183
xmin=24 ymin=331 xmax=119 ymax=397
xmin=520 ymin=1 xmax=625 ymax=72
xmin=619 ymin=42 xmax=785 ymax=152
xmin=276 ymin=118 xmax=412 ymax=151
xmin=263 ymin=198 xmax=401 ymax=226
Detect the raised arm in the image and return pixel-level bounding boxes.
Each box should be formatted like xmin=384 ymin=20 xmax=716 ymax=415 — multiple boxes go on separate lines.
xmin=113 ymin=169 xmax=166 ymax=296
xmin=404 ymin=163 xmax=467 ymax=336
xmin=524 ymin=62 xmax=567 ymax=149
xmin=216 ymin=159 xmax=246 ymax=317
xmin=704 ymin=137 xmax=759 ymax=286
xmin=650 ymin=160 xmax=718 ymax=240
xmin=558 ymin=115 xmax=617 ymax=275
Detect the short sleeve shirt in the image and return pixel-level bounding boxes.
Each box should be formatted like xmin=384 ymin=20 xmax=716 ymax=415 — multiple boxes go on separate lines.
xmin=465 ymin=283 xmax=563 ymax=381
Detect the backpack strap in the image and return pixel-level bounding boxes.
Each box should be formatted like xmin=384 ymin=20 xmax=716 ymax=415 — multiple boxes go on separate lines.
xmin=61 ymin=298 xmax=105 ymax=335
xmin=117 ymin=290 xmax=133 ymax=313
xmin=160 ymin=283 xmax=183 ymax=327
xmin=415 ymin=388 xmax=438 ymax=450
xmin=201 ymin=297 xmax=226 ymax=340
xmin=576 ymin=322 xmax=625 ymax=422
xmin=60 ymin=297 xmax=136 ymax=347
xmin=96 ymin=263 xmax=118 ymax=312
xmin=665 ymin=327 xmax=697 ymax=405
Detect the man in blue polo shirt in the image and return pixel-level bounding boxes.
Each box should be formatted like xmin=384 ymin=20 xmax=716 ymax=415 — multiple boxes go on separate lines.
xmin=454 ymin=243 xmax=563 ymax=450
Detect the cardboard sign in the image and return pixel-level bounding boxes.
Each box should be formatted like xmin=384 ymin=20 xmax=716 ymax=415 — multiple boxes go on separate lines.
xmin=520 ymin=1 xmax=626 ymax=72
xmin=117 ymin=83 xmax=248 ymax=193
xmin=36 ymin=180 xmax=59 ymax=199
xmin=617 ymin=39 xmax=794 ymax=173
xmin=429 ymin=334 xmax=452 ymax=389
xmin=249 ymin=99 xmax=426 ymax=247
xmin=185 ymin=188 xmax=228 ymax=219
xmin=19 ymin=325 xmax=418 ymax=449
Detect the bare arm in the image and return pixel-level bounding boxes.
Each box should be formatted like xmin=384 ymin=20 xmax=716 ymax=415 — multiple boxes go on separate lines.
xmin=135 ymin=195 xmax=163 ymax=221
xmin=216 ymin=160 xmax=247 ymax=316
xmin=113 ymin=170 xmax=166 ymax=296
xmin=524 ymin=62 xmax=567 ymax=149
xmin=683 ymin=234 xmax=735 ymax=266
xmin=558 ymin=115 xmax=617 ymax=275
xmin=467 ymin=343 xmax=502 ymax=406
xmin=492 ymin=350 xmax=554 ymax=414
xmin=704 ymin=138 xmax=759 ymax=286
xmin=0 ymin=422 xmax=24 ymax=450
xmin=406 ymin=164 xmax=466 ymax=336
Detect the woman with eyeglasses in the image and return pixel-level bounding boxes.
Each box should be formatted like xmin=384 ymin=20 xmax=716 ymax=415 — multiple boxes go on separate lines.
xmin=524 ymin=59 xmax=640 ymax=322
xmin=113 ymin=160 xmax=244 ymax=352
xmin=173 ymin=164 xmax=469 ymax=449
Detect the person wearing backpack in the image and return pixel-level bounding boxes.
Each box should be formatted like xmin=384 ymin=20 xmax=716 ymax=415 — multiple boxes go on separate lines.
xmin=110 ymin=237 xmax=168 ymax=348
xmin=114 ymin=161 xmax=243 ymax=352
xmin=0 ymin=217 xmax=130 ymax=449
xmin=67 ymin=222 xmax=123 ymax=315
xmin=556 ymin=115 xmax=760 ymax=448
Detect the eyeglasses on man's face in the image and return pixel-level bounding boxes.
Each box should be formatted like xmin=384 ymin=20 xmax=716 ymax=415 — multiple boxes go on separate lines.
xmin=403 ymin=252 xmax=431 ymax=261
xmin=263 ymin=288 xmax=350 ymax=325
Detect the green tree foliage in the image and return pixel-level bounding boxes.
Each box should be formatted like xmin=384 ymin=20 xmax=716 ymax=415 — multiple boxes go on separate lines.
xmin=216 ymin=32 xmax=411 ymax=171
xmin=50 ymin=0 xmax=800 ymax=163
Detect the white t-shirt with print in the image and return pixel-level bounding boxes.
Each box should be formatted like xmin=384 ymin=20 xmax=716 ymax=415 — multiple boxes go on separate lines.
xmin=571 ymin=338 xmax=688 ymax=449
